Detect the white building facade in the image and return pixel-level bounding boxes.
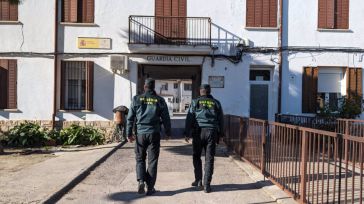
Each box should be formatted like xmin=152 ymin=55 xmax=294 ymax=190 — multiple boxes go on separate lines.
xmin=0 ymin=0 xmax=363 ymax=134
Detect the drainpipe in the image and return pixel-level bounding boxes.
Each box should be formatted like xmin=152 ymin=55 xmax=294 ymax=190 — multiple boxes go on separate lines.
xmin=278 ymin=0 xmax=283 ymax=114
xmin=52 ymin=0 xmax=59 ymax=129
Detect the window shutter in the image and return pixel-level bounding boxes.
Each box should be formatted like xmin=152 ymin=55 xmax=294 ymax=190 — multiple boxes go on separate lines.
xmin=86 ymin=61 xmax=94 ymax=111
xmin=254 ymin=0 xmax=263 ymax=27
xmin=246 ymin=0 xmax=255 ymax=27
xmin=62 ymin=0 xmax=78 ymax=22
xmin=269 ymin=0 xmax=277 ymax=27
xmin=9 ymin=2 xmax=18 ymax=21
xmin=337 ymin=0 xmax=349 ymax=29
xmin=262 ymin=0 xmax=270 ymax=27
xmin=155 ymin=0 xmax=164 ymax=16
xmin=171 ymin=0 xmax=179 ymax=16
xmin=0 ymin=60 xmax=8 ymax=109
xmin=82 ymin=0 xmax=94 ymax=23
xmin=178 ymin=0 xmax=186 ymax=16
xmin=62 ymin=0 xmax=70 ymax=22
xmin=1 ymin=0 xmax=9 ymax=20
xmin=178 ymin=0 xmax=187 ymax=39
xmin=7 ymin=60 xmax=17 ymax=109
xmin=347 ymin=68 xmax=363 ymax=99
xmin=318 ymin=0 xmax=335 ymax=28
xmin=302 ymin=67 xmax=318 ymax=113
xmin=326 ymin=0 xmax=335 ymax=28
xmin=60 ymin=61 xmax=66 ymax=110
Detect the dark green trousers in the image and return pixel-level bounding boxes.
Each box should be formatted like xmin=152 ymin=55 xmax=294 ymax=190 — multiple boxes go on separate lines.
xmin=135 ymin=133 xmax=160 ymax=190
xmin=192 ymin=128 xmax=217 ymax=186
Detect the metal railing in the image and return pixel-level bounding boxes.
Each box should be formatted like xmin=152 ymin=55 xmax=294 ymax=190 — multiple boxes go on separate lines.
xmin=275 ymin=114 xmax=337 ymax=132
xmin=224 ymin=115 xmax=364 ymax=204
xmin=129 ymin=15 xmax=211 ymax=46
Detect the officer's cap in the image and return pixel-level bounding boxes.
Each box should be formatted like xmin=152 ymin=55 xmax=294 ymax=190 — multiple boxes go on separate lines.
xmin=145 ymin=78 xmax=155 ymax=89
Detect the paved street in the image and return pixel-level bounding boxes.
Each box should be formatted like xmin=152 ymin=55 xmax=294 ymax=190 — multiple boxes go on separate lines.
xmin=58 ymin=140 xmax=279 ymax=204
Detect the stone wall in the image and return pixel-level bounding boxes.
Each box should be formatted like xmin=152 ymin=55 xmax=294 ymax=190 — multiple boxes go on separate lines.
xmin=0 ymin=120 xmax=116 ymax=142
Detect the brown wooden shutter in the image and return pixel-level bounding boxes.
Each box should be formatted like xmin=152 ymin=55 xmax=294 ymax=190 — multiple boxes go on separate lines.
xmin=62 ymin=0 xmax=78 ymax=22
xmin=302 ymin=67 xmax=318 ymax=113
xmin=82 ymin=0 xmax=94 ymax=23
xmin=269 ymin=0 xmax=277 ymax=27
xmin=60 ymin=61 xmax=66 ymax=110
xmin=246 ymin=0 xmax=255 ymax=27
xmin=86 ymin=61 xmax=94 ymax=111
xmin=9 ymin=2 xmax=18 ymax=21
xmin=7 ymin=60 xmax=17 ymax=109
xmin=347 ymin=68 xmax=363 ymax=99
xmin=0 ymin=59 xmax=8 ymax=109
xmin=155 ymin=0 xmax=164 ymax=16
xmin=337 ymin=0 xmax=349 ymax=29
xmin=1 ymin=0 xmax=9 ymax=20
xmin=318 ymin=0 xmax=335 ymax=28
xmin=262 ymin=0 xmax=270 ymax=27
xmin=254 ymin=0 xmax=263 ymax=27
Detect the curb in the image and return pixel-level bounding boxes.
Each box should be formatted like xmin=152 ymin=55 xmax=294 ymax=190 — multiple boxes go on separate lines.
xmin=42 ymin=141 xmax=127 ymax=204
xmin=225 ymin=151 xmax=297 ymax=204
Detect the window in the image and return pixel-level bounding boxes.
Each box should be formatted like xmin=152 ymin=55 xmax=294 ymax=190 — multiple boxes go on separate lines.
xmin=184 ymin=83 xmax=192 ymax=91
xmin=61 ymin=61 xmax=94 ymax=110
xmin=250 ymin=70 xmax=271 ymax=81
xmin=246 ymin=0 xmax=277 ymax=28
xmin=0 ymin=59 xmax=17 ymax=109
xmin=302 ymin=67 xmax=362 ymax=114
xmin=174 ymin=83 xmax=178 ymax=89
xmin=317 ymin=69 xmax=344 ymax=112
xmin=62 ymin=0 xmax=94 ymax=23
xmin=161 ymin=83 xmax=168 ymax=91
xmin=318 ymin=0 xmax=349 ymax=29
xmin=0 ymin=0 xmax=18 ymax=21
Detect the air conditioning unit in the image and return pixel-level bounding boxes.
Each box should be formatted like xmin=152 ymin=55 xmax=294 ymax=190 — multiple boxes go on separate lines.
xmin=111 ymin=55 xmax=129 ymax=75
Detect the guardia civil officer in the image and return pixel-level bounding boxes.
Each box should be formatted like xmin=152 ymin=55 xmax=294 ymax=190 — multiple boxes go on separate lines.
xmin=185 ymin=84 xmax=224 ymax=193
xmin=126 ymin=78 xmax=171 ymax=196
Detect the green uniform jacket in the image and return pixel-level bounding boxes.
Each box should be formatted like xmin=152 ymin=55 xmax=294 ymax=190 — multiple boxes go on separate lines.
xmin=127 ymin=90 xmax=171 ymax=136
xmin=185 ymin=94 xmax=224 ymax=136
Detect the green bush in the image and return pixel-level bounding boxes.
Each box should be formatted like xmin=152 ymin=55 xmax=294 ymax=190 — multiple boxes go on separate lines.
xmin=7 ymin=122 xmax=48 ymax=147
xmin=60 ymin=125 xmax=105 ymax=146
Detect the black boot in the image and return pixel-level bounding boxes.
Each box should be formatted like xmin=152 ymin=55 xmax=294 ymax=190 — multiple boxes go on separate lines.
xmin=146 ymin=188 xmax=156 ymax=196
xmin=137 ymin=181 xmax=145 ymax=194
xmin=204 ymin=184 xmax=211 ymax=193
xmin=191 ymin=180 xmax=203 ymax=190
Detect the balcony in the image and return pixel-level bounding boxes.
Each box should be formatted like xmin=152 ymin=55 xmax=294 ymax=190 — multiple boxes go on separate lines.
xmin=129 ymin=15 xmax=211 ymax=46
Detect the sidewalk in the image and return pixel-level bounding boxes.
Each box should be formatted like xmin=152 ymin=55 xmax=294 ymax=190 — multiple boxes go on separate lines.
xmin=0 ymin=143 xmax=121 ymax=204
xmin=59 ymin=140 xmax=296 ymax=204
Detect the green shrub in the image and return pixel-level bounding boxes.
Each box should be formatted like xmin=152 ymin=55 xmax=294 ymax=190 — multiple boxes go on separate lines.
xmin=7 ymin=122 xmax=48 ymax=147
xmin=60 ymin=125 xmax=105 ymax=146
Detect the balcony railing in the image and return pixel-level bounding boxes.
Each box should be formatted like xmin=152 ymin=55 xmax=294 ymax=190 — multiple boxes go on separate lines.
xmin=129 ymin=15 xmax=211 ymax=46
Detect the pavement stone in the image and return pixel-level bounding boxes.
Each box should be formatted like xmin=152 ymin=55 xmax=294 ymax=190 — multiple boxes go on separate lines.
xmin=58 ymin=140 xmax=290 ymax=204
xmin=0 ymin=143 xmax=120 ymax=204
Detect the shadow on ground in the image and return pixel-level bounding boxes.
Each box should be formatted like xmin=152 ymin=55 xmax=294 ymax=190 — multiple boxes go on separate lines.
xmin=162 ymin=143 xmax=228 ymax=158
xmin=107 ymin=183 xmax=272 ymax=203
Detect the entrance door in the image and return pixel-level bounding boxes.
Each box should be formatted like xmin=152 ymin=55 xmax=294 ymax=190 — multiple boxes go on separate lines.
xmin=250 ymin=84 xmax=269 ymax=120
xmin=249 ymin=68 xmax=272 ymax=120
xmin=155 ymin=0 xmax=187 ymax=43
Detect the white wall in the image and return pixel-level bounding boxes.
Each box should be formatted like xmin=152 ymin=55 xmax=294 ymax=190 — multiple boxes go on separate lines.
xmin=0 ymin=57 xmax=54 ymax=120
xmin=287 ymin=0 xmax=364 ymax=48
xmin=0 ymin=0 xmax=55 ymax=53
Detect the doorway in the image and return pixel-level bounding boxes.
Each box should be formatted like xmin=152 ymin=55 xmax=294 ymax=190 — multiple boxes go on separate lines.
xmin=138 ymin=64 xmax=201 ymax=137
xmin=249 ymin=68 xmax=273 ymax=120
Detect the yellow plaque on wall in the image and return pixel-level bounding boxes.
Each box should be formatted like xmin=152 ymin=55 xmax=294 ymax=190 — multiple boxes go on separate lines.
xmin=78 ymin=37 xmax=111 ymax=49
